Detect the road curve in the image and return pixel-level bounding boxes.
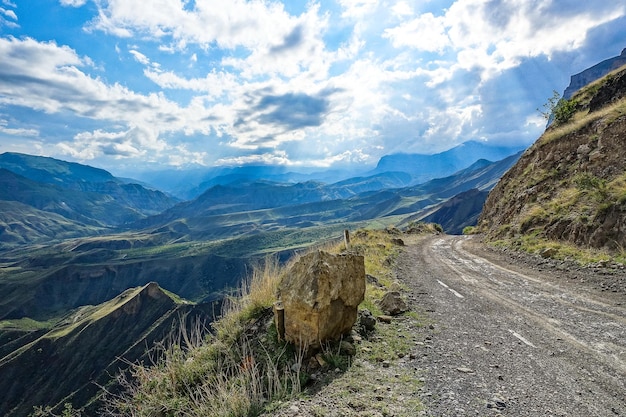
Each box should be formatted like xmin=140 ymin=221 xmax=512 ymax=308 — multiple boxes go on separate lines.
xmin=398 ymin=234 xmax=626 ymax=416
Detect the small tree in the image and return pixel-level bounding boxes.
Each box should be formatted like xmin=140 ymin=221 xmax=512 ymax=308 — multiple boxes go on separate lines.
xmin=538 ymin=90 xmax=577 ymax=126
xmin=538 ymin=90 xmax=562 ymax=121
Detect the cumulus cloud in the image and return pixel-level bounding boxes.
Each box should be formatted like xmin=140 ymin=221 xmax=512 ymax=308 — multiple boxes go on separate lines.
xmin=385 ymin=0 xmax=626 ymax=81
xmin=1 ymin=0 xmax=625 ymax=172
xmin=383 ymin=13 xmax=450 ymax=52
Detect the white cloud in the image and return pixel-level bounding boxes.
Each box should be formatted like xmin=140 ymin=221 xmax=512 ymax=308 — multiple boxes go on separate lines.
xmin=129 ymin=49 xmax=150 ymax=65
xmin=339 ymin=0 xmax=379 ymax=18
xmin=383 ymin=13 xmax=450 ymax=52
xmin=60 ymin=0 xmax=87 ymax=7
xmin=89 ymin=0 xmax=299 ymax=50
xmin=0 ymin=119 xmax=39 ymax=137
xmin=384 ymin=0 xmax=626 ymax=83
xmin=0 ymin=7 xmax=16 ymax=20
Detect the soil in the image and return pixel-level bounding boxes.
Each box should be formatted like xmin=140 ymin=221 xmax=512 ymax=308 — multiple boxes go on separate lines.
xmin=264 ymin=234 xmax=626 ymax=417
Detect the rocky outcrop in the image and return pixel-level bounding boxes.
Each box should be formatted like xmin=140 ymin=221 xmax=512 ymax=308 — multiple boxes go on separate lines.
xmin=277 ymin=250 xmax=365 ymax=349
xmin=563 ymin=48 xmax=626 ymax=98
xmin=479 ymin=64 xmax=626 ymax=252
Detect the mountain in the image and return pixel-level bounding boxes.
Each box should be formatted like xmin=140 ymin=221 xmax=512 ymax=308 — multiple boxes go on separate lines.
xmin=372 ymin=140 xmax=525 ymax=185
xmin=130 ymin=152 xmax=521 ymax=240
xmin=0 ymin=153 xmax=178 ymax=235
xmin=130 ymin=141 xmax=523 ymax=199
xmin=0 ymin=282 xmax=215 ymax=416
xmin=0 ymin=152 xmax=116 ymax=187
xmin=132 ymin=165 xmax=367 ymax=200
xmin=563 ymin=47 xmax=626 ymax=98
xmin=0 ymin=200 xmax=100 ymax=245
xmin=479 ymin=63 xmax=626 ymax=253
xmin=0 ymin=237 xmax=248 ymax=321
xmin=419 ymin=188 xmax=489 ymax=235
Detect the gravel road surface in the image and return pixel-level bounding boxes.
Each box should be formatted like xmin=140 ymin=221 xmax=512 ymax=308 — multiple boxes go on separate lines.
xmin=400 ymin=234 xmax=626 ymax=416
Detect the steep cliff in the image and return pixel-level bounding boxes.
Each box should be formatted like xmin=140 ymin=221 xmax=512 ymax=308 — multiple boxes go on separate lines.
xmin=479 ymin=64 xmax=626 ymax=255
xmin=563 ymin=48 xmax=626 ymax=98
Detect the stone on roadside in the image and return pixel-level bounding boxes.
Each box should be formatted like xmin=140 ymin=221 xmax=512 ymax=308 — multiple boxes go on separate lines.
xmin=340 ymin=340 xmax=356 ymax=356
xmin=358 ymin=309 xmax=377 ymax=334
xmin=378 ymin=291 xmax=408 ymax=315
xmin=377 ymin=315 xmax=393 ymax=323
xmin=277 ymin=250 xmax=365 ymax=349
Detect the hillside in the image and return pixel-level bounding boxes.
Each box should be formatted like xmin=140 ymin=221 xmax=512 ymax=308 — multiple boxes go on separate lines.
xmin=0 ymin=282 xmax=215 ymax=417
xmin=0 ymin=200 xmax=100 ymax=244
xmin=479 ymin=64 xmax=626 ymax=258
xmin=0 ymin=153 xmax=178 ymax=233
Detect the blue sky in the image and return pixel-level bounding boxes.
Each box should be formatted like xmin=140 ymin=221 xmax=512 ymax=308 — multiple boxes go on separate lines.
xmin=0 ymin=0 xmax=625 ymax=176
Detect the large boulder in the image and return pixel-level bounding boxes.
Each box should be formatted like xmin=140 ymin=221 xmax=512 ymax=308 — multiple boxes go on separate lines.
xmin=277 ymin=250 xmax=365 ymax=349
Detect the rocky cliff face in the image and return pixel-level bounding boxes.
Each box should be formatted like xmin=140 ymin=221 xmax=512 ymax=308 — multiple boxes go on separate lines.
xmin=479 ymin=64 xmax=626 ymax=253
xmin=563 ymin=48 xmax=626 ymax=98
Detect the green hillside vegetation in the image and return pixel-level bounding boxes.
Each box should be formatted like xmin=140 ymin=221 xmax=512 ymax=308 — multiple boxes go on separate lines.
xmin=0 ymin=201 xmax=102 ymax=245
xmin=0 ymin=282 xmax=215 ymax=417
xmin=0 ymin=151 xmax=518 ymax=326
xmin=0 ymin=153 xmax=178 ymax=238
xmin=133 ymin=153 xmax=519 ymax=243
xmin=479 ymin=64 xmax=626 ymax=264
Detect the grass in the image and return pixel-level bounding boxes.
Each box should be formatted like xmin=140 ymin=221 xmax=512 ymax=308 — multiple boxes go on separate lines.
xmin=0 ymin=317 xmax=56 ymax=331
xmin=102 ymin=254 xmax=303 ymax=417
xmin=540 ymin=96 xmax=626 ymax=146
xmin=99 ymin=226 xmax=431 ymax=417
xmin=491 ymin=235 xmax=616 ymax=266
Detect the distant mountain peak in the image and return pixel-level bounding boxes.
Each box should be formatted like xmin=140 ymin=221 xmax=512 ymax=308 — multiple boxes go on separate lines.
xmin=373 ymin=140 xmax=525 ymax=185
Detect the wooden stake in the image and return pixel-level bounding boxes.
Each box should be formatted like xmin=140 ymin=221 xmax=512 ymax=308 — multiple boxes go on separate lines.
xmin=273 ymin=301 xmax=285 ymax=342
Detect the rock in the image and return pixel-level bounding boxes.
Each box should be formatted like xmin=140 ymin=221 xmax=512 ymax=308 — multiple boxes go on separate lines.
xmin=577 ymin=144 xmax=591 ymax=157
xmin=391 ymin=238 xmax=405 ymax=246
xmin=456 ymin=367 xmax=475 ymax=373
xmin=340 ymin=341 xmax=356 ymax=356
xmin=487 ymin=395 xmax=507 ymax=410
xmin=539 ymin=247 xmax=557 ymax=258
xmin=358 ymin=309 xmax=377 ymax=334
xmin=378 ymin=291 xmax=408 ymax=316
xmin=277 ymin=250 xmax=365 ymax=349
xmin=377 ymin=315 xmax=393 ymax=323
xmin=315 ymin=353 xmax=327 ymax=367
xmin=307 ymin=356 xmax=321 ymax=371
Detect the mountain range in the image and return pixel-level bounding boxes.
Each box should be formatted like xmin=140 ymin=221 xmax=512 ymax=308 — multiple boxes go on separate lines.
xmin=130 ymin=140 xmax=524 ymax=200
xmin=1 ymin=45 xmax=625 ymax=417
xmin=0 ymin=142 xmax=522 ymax=415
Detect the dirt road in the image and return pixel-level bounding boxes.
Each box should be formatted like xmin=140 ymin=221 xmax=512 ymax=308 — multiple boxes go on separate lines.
xmin=399 ymin=234 xmax=626 ymax=416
